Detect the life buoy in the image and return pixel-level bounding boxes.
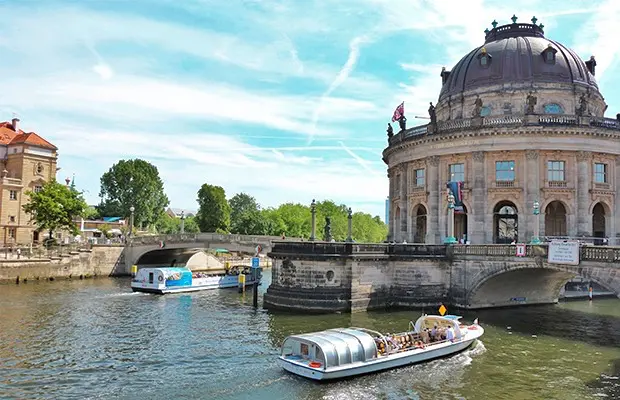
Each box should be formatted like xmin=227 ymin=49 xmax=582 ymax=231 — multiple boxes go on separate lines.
xmin=158 ymin=276 xmax=164 ymax=282
xmin=309 ymin=361 xmax=322 ymax=368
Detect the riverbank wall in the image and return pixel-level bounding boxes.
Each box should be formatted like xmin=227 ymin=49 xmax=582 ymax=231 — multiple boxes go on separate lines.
xmin=0 ymin=245 xmax=125 ymax=283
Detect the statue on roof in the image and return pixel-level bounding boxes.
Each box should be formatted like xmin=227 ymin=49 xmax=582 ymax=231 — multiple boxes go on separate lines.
xmin=472 ymin=96 xmax=483 ymax=117
xmin=428 ymin=102 xmax=437 ymax=125
xmin=576 ymin=93 xmax=588 ymax=116
xmin=398 ymin=115 xmax=407 ymax=131
xmin=387 ymin=123 xmax=393 ymax=138
xmin=525 ymin=92 xmax=537 ymax=114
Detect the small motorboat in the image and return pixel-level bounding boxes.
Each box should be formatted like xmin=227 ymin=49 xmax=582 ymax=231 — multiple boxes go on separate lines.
xmin=278 ymin=314 xmax=484 ymax=381
xmin=131 ymin=265 xmax=261 ymax=294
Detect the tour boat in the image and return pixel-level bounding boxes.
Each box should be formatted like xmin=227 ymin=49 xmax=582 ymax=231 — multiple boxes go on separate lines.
xmin=131 ymin=266 xmax=261 ymax=294
xmin=278 ymin=314 xmax=484 ymax=381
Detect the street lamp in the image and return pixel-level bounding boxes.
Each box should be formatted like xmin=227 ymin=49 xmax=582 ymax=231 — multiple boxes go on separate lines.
xmin=531 ymin=200 xmax=541 ymax=244
xmin=444 ymin=190 xmax=458 ymax=244
xmin=310 ymin=199 xmax=317 ymax=241
xmin=129 ymin=205 xmax=135 ymax=239
xmin=180 ymin=210 xmax=185 ymax=234
xmin=346 ymin=207 xmax=353 ymax=243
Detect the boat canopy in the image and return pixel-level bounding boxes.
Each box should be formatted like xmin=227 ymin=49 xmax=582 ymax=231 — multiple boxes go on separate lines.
xmin=280 ymin=328 xmax=377 ymax=368
xmin=413 ymin=315 xmax=464 ymax=338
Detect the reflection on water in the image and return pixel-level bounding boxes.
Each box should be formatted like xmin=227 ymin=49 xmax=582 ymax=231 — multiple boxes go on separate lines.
xmin=0 ymin=271 xmax=618 ymax=400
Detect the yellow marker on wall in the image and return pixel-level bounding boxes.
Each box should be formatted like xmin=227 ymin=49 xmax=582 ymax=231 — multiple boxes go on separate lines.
xmin=131 ymin=265 xmax=138 ymax=277
xmin=438 ymin=304 xmax=447 ymax=316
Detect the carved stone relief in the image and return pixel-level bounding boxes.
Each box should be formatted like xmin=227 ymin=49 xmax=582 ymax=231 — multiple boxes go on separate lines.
xmin=525 ymin=150 xmax=539 ymax=160
xmin=428 ymin=155 xmax=440 ymax=166
xmin=576 ymin=151 xmax=592 ymax=162
xmin=472 ymin=151 xmax=485 ymax=162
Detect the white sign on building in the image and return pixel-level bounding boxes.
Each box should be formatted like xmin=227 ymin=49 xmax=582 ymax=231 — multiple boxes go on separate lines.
xmin=547 ymin=240 xmax=580 ymax=265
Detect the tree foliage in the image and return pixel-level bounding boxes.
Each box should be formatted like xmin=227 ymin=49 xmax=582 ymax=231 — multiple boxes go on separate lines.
xmin=22 ymin=180 xmax=88 ymax=239
xmin=196 ymin=184 xmax=231 ymax=233
xmin=155 ymin=213 xmax=200 ymax=234
xmin=98 ymin=159 xmax=169 ymax=228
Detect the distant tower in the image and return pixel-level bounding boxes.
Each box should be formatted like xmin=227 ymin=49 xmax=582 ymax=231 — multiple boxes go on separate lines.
xmin=385 ymin=196 xmax=390 ymax=224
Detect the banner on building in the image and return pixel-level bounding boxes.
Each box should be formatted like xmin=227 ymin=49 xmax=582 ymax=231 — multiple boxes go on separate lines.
xmin=446 ymin=181 xmax=464 ymax=210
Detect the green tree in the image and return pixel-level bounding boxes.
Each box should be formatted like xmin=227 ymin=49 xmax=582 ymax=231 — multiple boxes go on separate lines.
xmin=155 ymin=213 xmax=200 ymax=234
xmin=196 ymin=184 xmax=231 ymax=232
xmin=98 ymin=159 xmax=169 ymax=228
xmin=229 ymin=192 xmax=270 ymax=235
xmin=22 ymin=180 xmax=88 ymax=240
xmin=83 ymin=205 xmax=100 ymax=220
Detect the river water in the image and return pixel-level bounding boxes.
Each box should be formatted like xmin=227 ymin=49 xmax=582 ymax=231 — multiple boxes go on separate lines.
xmin=1 ymin=271 xmax=619 ymax=400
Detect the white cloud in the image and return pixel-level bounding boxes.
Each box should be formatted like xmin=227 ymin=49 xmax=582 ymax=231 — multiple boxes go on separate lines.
xmin=92 ymin=64 xmax=114 ymax=80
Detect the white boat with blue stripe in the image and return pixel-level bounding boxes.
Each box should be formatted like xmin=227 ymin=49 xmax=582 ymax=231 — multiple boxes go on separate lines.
xmin=278 ymin=314 xmax=484 ymax=381
xmin=131 ymin=266 xmax=261 ymax=294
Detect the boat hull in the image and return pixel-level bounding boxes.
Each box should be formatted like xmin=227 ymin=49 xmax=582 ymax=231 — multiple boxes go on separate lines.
xmin=131 ymin=280 xmax=259 ymax=294
xmin=279 ymin=337 xmax=478 ymax=381
xmin=131 ymin=268 xmax=260 ymax=294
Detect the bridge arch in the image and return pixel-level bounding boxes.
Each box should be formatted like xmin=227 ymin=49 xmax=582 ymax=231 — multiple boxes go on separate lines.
xmin=463 ymin=262 xmax=620 ymax=309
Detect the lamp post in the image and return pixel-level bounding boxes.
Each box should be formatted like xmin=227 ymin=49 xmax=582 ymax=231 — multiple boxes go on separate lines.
xmin=310 ymin=199 xmax=317 ymax=241
xmin=129 ymin=206 xmax=135 ymax=239
xmin=346 ymin=207 xmax=353 ymax=243
xmin=180 ymin=210 xmax=185 ymax=234
xmin=531 ymin=200 xmax=541 ymax=244
xmin=444 ymin=190 xmax=458 ymax=244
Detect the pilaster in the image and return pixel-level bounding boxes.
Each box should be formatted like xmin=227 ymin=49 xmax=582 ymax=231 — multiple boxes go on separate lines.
xmin=615 ymin=156 xmax=620 ymax=244
xmin=525 ymin=150 xmax=540 ymax=241
xmin=387 ymin=169 xmax=394 ymax=241
xmin=427 ymin=156 xmax=440 ymax=244
xmin=576 ymin=151 xmax=591 ymax=236
xmin=399 ymin=165 xmax=408 ymax=242
xmin=471 ymin=151 xmax=486 ymax=244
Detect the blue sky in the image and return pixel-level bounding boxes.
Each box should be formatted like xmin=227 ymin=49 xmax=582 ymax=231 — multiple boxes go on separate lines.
xmin=0 ymin=0 xmax=618 ymax=220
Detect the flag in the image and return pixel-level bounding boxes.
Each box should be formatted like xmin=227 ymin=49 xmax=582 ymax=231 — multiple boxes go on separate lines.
xmin=446 ymin=181 xmax=464 ymax=207
xmin=391 ymin=102 xmax=404 ymax=122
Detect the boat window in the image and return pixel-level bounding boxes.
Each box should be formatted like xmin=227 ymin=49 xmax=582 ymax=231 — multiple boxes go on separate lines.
xmin=315 ymin=347 xmax=323 ymax=360
xmin=148 ymin=272 xmax=154 ymax=284
xmin=300 ymin=343 xmax=309 ymax=356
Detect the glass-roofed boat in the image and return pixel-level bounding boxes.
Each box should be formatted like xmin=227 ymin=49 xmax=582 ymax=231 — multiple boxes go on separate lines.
xmin=277 ymin=314 xmax=484 ymax=381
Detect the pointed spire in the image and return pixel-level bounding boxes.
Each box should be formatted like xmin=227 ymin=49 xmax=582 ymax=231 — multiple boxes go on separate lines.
xmin=511 ymin=14 xmax=518 ymax=24
xmin=531 ymin=16 xmax=538 ymax=25
xmin=491 ymin=20 xmax=498 ymax=28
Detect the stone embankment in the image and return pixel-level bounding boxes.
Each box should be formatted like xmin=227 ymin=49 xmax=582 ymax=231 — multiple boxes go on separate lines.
xmin=0 ymin=245 xmax=124 ymax=283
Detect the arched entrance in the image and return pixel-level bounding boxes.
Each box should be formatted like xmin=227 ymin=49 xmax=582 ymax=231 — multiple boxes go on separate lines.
xmin=494 ymin=202 xmax=518 ymax=244
xmin=545 ymin=201 xmax=567 ymax=238
xmin=412 ymin=205 xmax=427 ymax=243
xmin=455 ymin=204 xmax=468 ymax=243
xmin=592 ymin=203 xmax=606 ymax=244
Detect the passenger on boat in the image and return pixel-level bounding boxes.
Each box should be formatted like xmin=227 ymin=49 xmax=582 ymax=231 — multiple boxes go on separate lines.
xmin=420 ymin=328 xmax=430 ymax=344
xmin=446 ymin=325 xmax=455 ymax=342
xmin=430 ymin=325 xmax=438 ymax=342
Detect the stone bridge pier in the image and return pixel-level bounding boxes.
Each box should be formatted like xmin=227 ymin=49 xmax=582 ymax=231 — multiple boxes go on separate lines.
xmin=264 ymin=242 xmax=620 ymax=313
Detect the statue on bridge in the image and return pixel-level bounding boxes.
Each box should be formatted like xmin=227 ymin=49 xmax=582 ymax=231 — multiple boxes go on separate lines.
xmin=323 ymin=217 xmax=333 ymax=242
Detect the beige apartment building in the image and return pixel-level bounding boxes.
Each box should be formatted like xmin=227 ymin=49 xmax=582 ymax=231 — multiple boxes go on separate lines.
xmin=0 ymin=118 xmax=58 ymax=245
xmin=383 ymin=19 xmax=620 ymax=245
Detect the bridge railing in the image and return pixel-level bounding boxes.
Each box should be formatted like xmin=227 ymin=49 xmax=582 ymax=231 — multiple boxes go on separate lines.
xmin=452 ymin=244 xmax=620 ymax=263
xmin=129 ymin=233 xmax=301 ymax=246
xmin=269 ymin=241 xmax=447 ymax=257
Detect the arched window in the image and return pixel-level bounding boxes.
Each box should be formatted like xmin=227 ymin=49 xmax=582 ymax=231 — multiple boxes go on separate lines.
xmin=544 ymin=103 xmax=564 ymax=114
xmin=541 ymin=45 xmax=557 ymax=65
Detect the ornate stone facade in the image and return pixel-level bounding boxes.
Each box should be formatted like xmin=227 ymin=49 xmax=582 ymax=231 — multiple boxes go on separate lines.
xmin=383 ymin=20 xmax=620 ymax=245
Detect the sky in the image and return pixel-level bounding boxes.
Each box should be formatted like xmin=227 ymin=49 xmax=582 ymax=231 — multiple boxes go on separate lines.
xmin=0 ymin=0 xmax=619 ymax=220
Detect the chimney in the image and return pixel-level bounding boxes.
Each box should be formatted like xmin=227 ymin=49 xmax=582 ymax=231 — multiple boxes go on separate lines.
xmin=11 ymin=118 xmax=19 ymax=133
xmin=585 ymin=56 xmax=596 ymax=76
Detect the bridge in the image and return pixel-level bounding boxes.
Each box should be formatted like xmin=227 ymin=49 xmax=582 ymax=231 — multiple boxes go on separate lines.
xmin=123 ymin=233 xmax=298 ymax=272
xmin=264 ymin=242 xmax=620 ymax=313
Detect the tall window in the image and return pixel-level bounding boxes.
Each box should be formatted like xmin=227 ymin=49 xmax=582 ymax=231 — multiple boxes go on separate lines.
xmin=8 ymin=228 xmax=15 ymax=239
xmin=9 ymin=190 xmax=17 ymax=200
xmin=594 ymin=163 xmax=608 ymax=183
xmin=414 ymin=169 xmax=425 ymax=186
xmin=34 ymin=185 xmax=43 ymax=193
xmin=395 ymin=174 xmax=401 ymax=194
xmin=449 ymin=163 xmax=465 ymax=182
xmin=547 ymin=161 xmax=565 ymax=181
xmin=495 ymin=161 xmax=515 ymax=181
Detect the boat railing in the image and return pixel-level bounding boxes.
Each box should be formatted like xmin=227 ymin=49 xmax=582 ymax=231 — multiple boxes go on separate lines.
xmin=350 ymin=327 xmax=390 ymax=355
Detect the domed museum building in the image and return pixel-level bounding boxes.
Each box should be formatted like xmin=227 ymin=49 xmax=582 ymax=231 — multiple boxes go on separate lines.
xmin=383 ymin=16 xmax=620 ymax=245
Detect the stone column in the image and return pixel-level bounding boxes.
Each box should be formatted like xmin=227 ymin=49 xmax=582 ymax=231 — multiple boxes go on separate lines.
xmin=576 ymin=151 xmax=591 ymax=236
xmin=387 ymin=169 xmax=394 ymax=241
xmin=525 ymin=150 xmax=540 ymax=242
xmin=399 ymin=165 xmax=408 ymax=242
xmin=427 ymin=156 xmax=440 ymax=244
xmin=471 ymin=151 xmax=486 ymax=244
xmin=614 ymin=156 xmax=620 ymax=245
